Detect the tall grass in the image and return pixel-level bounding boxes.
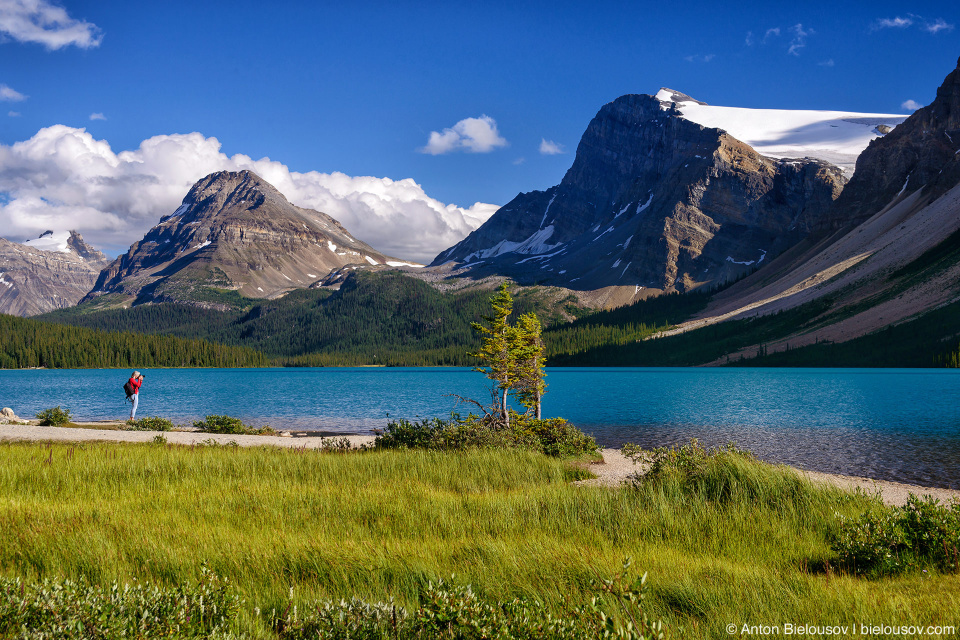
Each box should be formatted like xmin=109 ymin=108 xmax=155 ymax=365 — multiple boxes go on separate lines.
xmin=0 ymin=441 xmax=957 ymax=638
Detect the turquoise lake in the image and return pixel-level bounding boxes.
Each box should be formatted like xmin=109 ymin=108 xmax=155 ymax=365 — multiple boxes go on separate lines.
xmin=1 ymin=367 xmax=958 ymax=489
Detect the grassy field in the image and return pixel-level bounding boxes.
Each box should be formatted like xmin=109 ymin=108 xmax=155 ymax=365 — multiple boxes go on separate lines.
xmin=0 ymin=440 xmax=957 ymax=638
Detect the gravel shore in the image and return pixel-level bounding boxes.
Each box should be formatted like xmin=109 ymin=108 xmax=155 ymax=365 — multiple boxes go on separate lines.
xmin=2 ymin=422 xmax=957 ymax=507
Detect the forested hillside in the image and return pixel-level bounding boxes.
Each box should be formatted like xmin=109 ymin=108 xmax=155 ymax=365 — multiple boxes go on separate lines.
xmin=0 ymin=314 xmax=268 ymax=369
xmin=35 ymin=271 xmax=708 ymax=367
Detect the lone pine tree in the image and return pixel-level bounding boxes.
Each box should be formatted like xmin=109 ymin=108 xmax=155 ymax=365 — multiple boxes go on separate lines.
xmin=470 ymin=283 xmax=547 ymax=425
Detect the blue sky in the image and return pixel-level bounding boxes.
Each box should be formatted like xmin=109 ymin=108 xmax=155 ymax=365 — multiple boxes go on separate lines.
xmin=1 ymin=0 xmax=958 ymax=260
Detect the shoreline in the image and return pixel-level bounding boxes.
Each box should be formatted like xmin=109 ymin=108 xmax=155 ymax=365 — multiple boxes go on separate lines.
xmin=1 ymin=422 xmax=958 ymax=507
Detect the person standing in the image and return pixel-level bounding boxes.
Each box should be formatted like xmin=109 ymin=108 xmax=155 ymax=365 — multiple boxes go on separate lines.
xmin=127 ymin=371 xmax=144 ymax=420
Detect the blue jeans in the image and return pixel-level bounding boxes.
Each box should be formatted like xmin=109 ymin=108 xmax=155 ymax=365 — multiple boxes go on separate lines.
xmin=130 ymin=393 xmax=139 ymax=420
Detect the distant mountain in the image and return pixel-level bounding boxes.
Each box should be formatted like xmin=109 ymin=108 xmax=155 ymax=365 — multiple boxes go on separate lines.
xmin=0 ymin=230 xmax=109 ymax=316
xmin=433 ymin=90 xmax=852 ymax=295
xmin=83 ymin=170 xmax=418 ymax=309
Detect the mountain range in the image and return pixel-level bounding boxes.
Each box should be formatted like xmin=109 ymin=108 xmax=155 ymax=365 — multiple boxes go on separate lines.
xmin=4 ymin=56 xmax=960 ymax=368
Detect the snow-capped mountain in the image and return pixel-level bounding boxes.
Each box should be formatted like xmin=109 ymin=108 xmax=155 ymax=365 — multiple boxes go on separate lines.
xmin=84 ymin=170 xmax=417 ymax=308
xmin=432 ymin=90 xmax=854 ymax=295
xmin=0 ymin=230 xmax=109 ymax=316
xmin=656 ymin=88 xmax=906 ymax=176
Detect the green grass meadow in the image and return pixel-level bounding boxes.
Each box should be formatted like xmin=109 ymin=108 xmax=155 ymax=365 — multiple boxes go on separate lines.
xmin=0 ymin=440 xmax=957 ymax=638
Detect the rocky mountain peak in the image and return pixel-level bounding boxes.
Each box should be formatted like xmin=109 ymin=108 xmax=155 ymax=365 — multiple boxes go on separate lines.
xmin=0 ymin=230 xmax=110 ymax=316
xmin=433 ymin=90 xmax=845 ymax=295
xmin=655 ymin=88 xmax=708 ymax=105
xmin=83 ymin=170 xmax=405 ymax=308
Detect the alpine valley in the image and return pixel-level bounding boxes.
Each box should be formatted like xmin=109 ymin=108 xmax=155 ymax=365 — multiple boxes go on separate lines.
xmin=4 ymin=57 xmax=960 ymax=369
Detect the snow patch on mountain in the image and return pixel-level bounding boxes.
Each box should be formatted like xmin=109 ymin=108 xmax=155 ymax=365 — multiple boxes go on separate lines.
xmin=23 ymin=231 xmax=71 ymax=253
xmin=464 ymin=226 xmax=561 ymax=262
xmin=656 ymin=89 xmax=907 ymax=176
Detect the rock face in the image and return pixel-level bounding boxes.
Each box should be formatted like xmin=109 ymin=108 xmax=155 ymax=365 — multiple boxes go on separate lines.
xmin=0 ymin=231 xmax=109 ymax=316
xmin=84 ymin=170 xmax=407 ymax=308
xmin=433 ymin=92 xmax=846 ymax=292
xmin=823 ymin=56 xmax=960 ymax=230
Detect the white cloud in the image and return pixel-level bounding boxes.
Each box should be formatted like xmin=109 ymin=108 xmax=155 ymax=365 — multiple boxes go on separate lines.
xmin=763 ymin=27 xmax=780 ymax=42
xmin=874 ymin=16 xmax=914 ymax=29
xmin=0 ymin=0 xmax=102 ymax=49
xmin=925 ymin=18 xmax=954 ymax=33
xmin=538 ymin=139 xmax=565 ymax=155
xmin=901 ymin=99 xmax=922 ymax=111
xmin=745 ymin=31 xmax=754 ymax=46
xmin=419 ymin=115 xmax=508 ymax=155
xmin=0 ymin=125 xmax=499 ymax=263
xmin=7 ymin=110 xmax=20 ymax=117
xmin=818 ymin=58 xmax=835 ymax=67
xmin=512 ymin=157 xmax=525 ymax=165
xmin=89 ymin=112 xmax=106 ymax=120
xmin=0 ymin=84 xmax=27 ymax=101
xmin=788 ymin=23 xmax=811 ymax=56
xmin=683 ymin=53 xmax=715 ymax=63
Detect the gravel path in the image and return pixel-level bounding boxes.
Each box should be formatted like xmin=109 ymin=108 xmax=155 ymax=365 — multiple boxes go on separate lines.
xmin=2 ymin=424 xmax=957 ymax=507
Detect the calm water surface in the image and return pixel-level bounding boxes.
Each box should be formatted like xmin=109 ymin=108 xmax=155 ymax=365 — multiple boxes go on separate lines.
xmin=1 ymin=367 xmax=958 ymax=488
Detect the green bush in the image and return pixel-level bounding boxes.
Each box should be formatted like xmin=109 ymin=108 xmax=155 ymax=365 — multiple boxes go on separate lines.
xmin=192 ymin=415 xmax=277 ymax=436
xmin=622 ymin=439 xmax=815 ymax=508
xmin=0 ymin=567 xmax=239 ymax=638
xmin=374 ymin=413 xmax=597 ymax=457
xmin=833 ymin=494 xmax=960 ymax=576
xmin=276 ymin=559 xmax=668 ymax=640
xmin=126 ymin=415 xmax=174 ymax=431
xmin=35 ymin=405 xmax=72 ymax=426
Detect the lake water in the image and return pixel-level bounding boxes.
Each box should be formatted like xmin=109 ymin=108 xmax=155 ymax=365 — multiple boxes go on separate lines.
xmin=1 ymin=367 xmax=959 ymax=489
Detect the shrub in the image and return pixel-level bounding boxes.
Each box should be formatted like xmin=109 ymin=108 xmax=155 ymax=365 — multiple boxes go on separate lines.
xmin=374 ymin=413 xmax=597 ymax=457
xmin=833 ymin=494 xmax=960 ymax=576
xmin=192 ymin=415 xmax=277 ymax=436
xmin=622 ymin=439 xmax=814 ymax=508
xmin=35 ymin=406 xmax=71 ymax=427
xmin=126 ymin=416 xmax=174 ymax=431
xmin=275 ymin=559 xmax=668 ymax=640
xmin=0 ymin=567 xmax=239 ymax=638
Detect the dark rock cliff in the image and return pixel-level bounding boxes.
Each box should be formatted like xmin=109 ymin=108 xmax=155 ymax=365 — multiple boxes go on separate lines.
xmin=433 ymin=93 xmax=846 ymax=292
xmin=822 ymin=56 xmax=960 ymax=229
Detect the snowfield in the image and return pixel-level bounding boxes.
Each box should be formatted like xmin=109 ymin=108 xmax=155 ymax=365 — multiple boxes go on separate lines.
xmin=22 ymin=231 xmax=71 ymax=253
xmin=655 ymin=89 xmax=907 ymax=176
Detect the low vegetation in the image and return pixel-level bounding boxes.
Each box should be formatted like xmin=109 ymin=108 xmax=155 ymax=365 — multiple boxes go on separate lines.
xmin=34 ymin=405 xmax=72 ymax=427
xmin=125 ymin=415 xmax=175 ymax=431
xmin=192 ymin=415 xmax=278 ymax=436
xmin=0 ymin=440 xmax=956 ymax=638
xmin=374 ymin=414 xmax=598 ymax=458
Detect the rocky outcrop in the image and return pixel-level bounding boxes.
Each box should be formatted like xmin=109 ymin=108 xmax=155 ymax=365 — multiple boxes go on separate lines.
xmin=433 ymin=92 xmax=846 ymax=292
xmin=822 ymin=56 xmax=960 ymax=230
xmin=0 ymin=231 xmax=109 ymax=316
xmin=84 ymin=170 xmax=408 ymax=308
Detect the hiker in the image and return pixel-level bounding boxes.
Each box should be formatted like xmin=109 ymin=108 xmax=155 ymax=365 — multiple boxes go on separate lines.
xmin=126 ymin=371 xmax=144 ymax=420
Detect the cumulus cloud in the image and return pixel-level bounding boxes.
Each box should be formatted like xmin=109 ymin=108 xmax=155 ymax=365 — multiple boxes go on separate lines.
xmin=8 ymin=110 xmax=20 ymax=117
xmin=88 ymin=112 xmax=105 ymax=120
xmin=538 ymin=139 xmax=565 ymax=155
xmin=0 ymin=84 xmax=27 ymax=101
xmin=788 ymin=23 xmax=811 ymax=56
xmin=0 ymin=0 xmax=102 ymax=49
xmin=0 ymin=125 xmax=499 ymax=263
xmin=419 ymin=115 xmax=508 ymax=155
xmin=901 ymin=99 xmax=922 ymax=111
